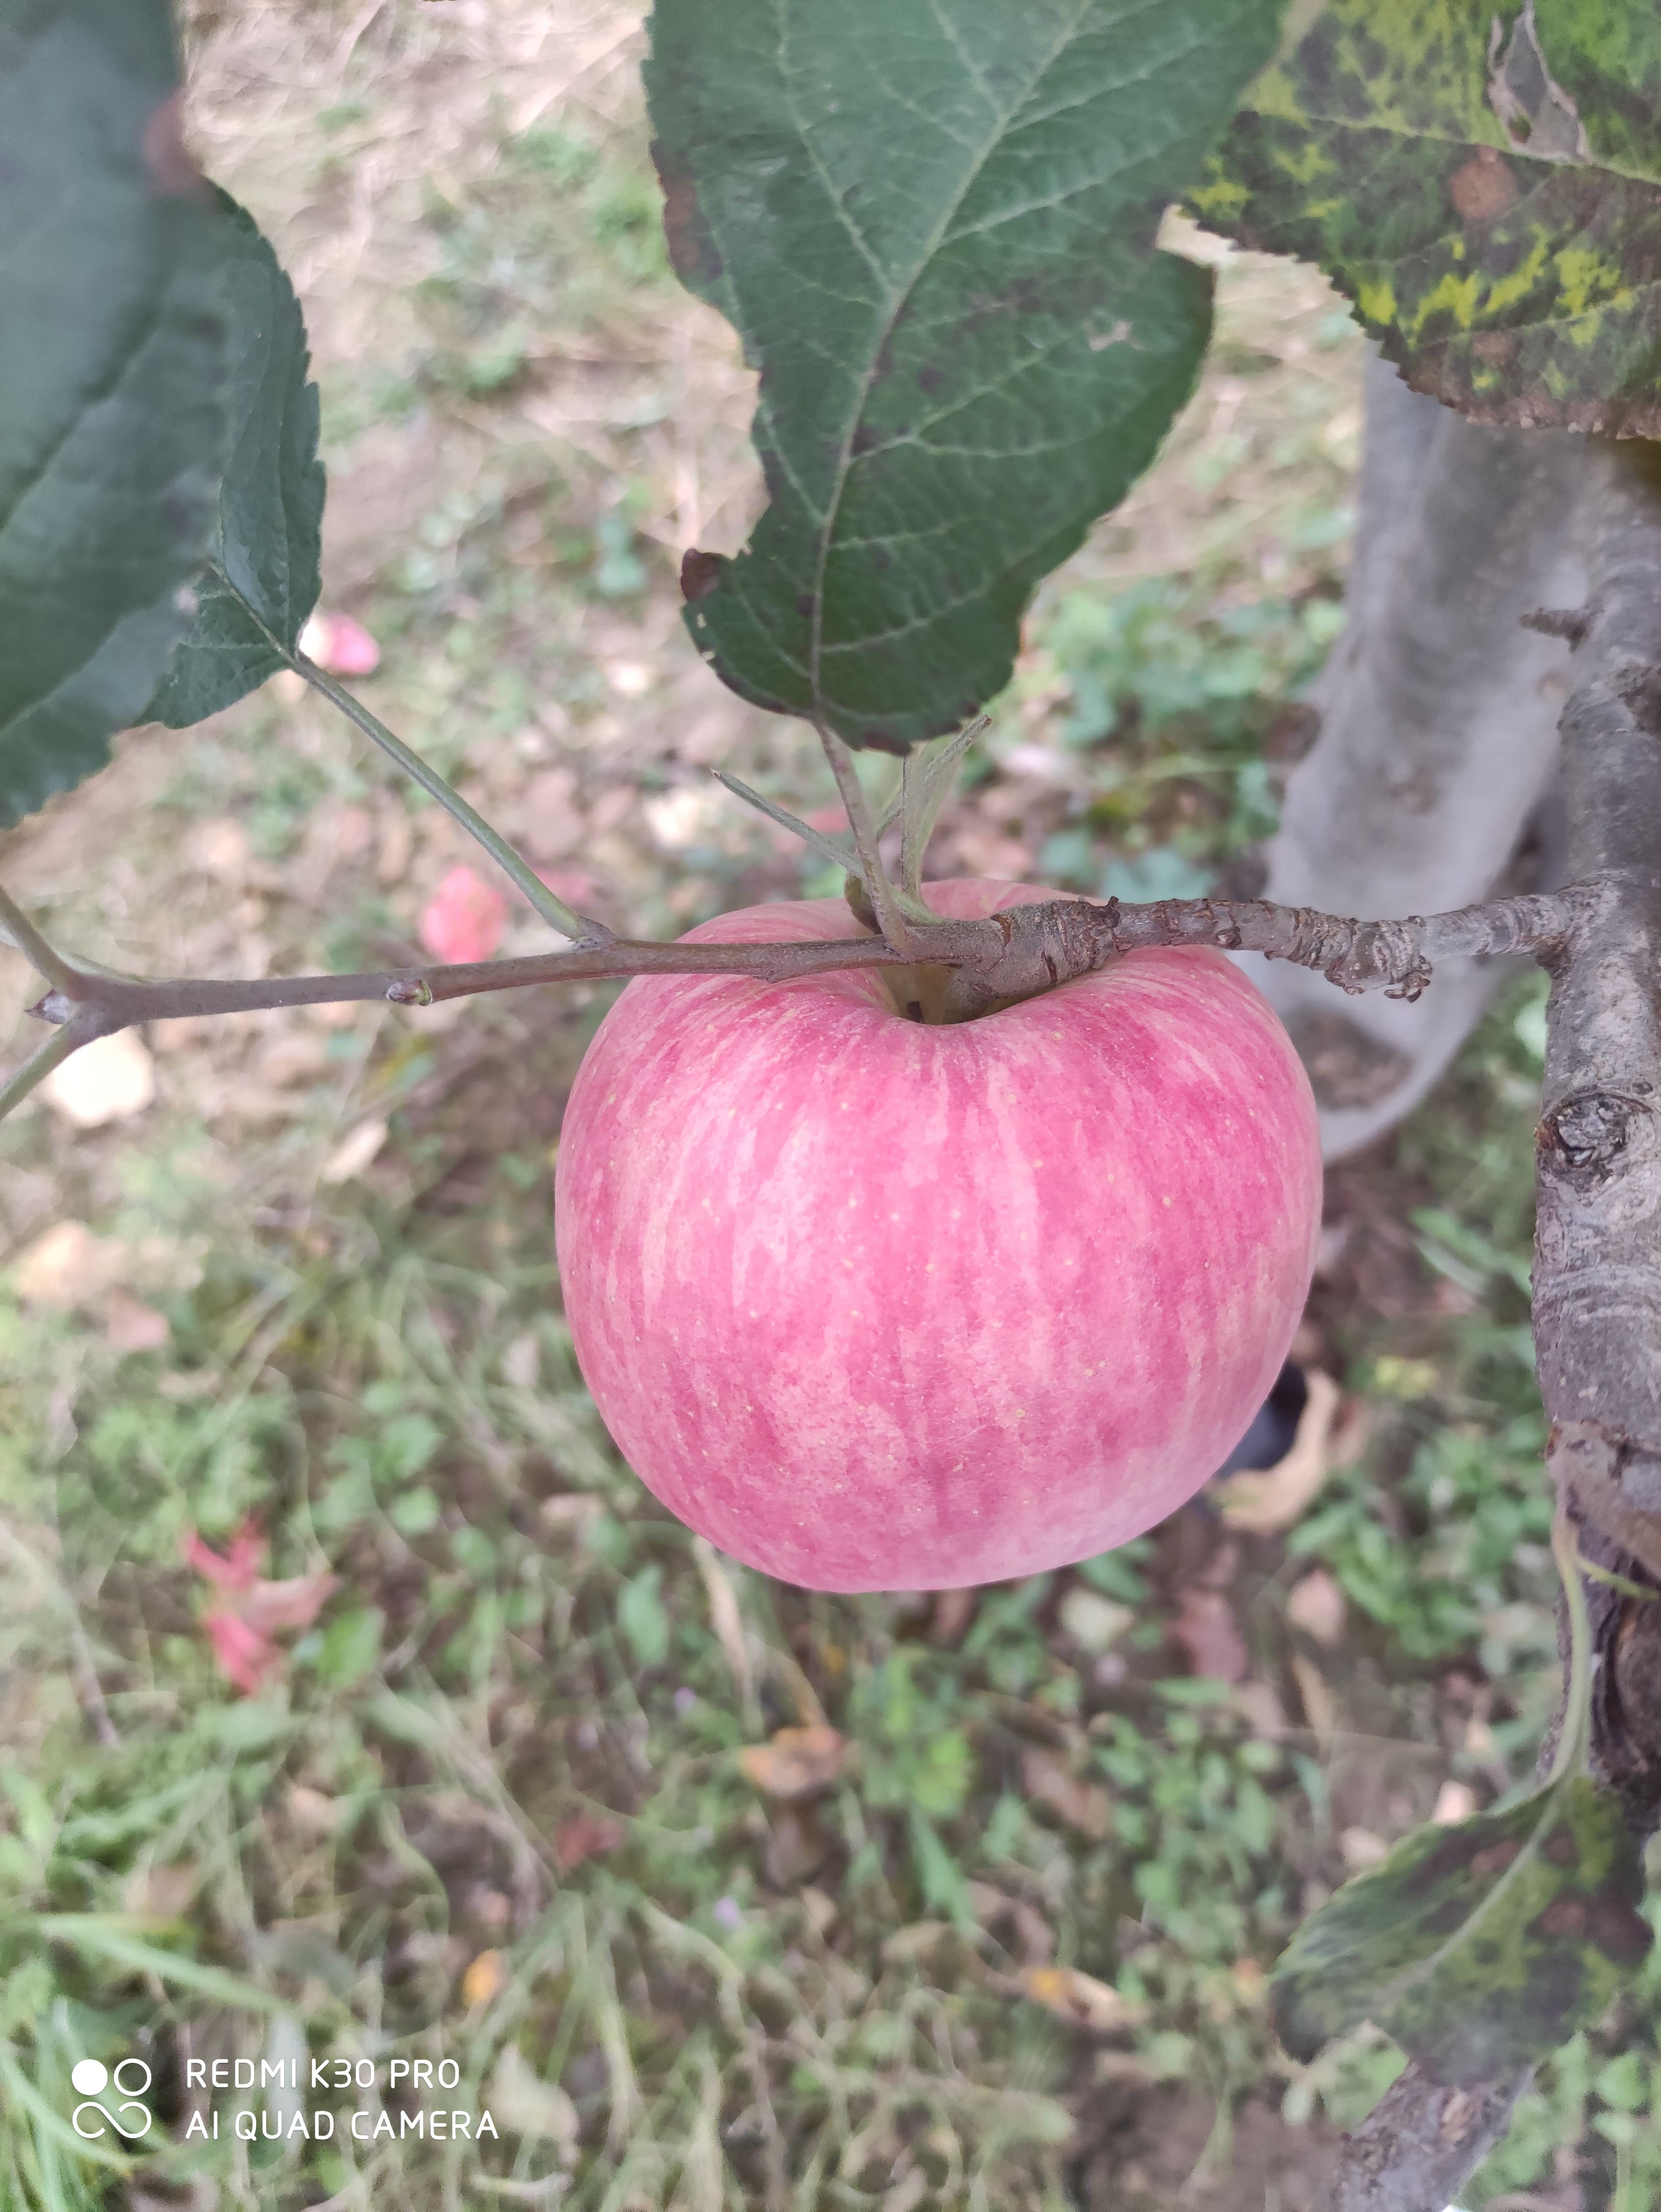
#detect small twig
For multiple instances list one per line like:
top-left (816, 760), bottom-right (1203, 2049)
top-left (0, 883), bottom-right (78, 992)
top-left (294, 654), bottom-right (612, 945)
top-left (0, 1024), bottom-right (84, 1119)
top-left (816, 723), bottom-right (919, 949)
top-left (710, 769), bottom-right (858, 873)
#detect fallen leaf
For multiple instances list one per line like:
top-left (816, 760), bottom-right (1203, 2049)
top-left (1234, 1680), bottom-right (1289, 1740)
top-left (1285, 1568), bottom-right (1348, 1648)
top-left (800, 1885), bottom-right (838, 1937)
top-left (539, 1493), bottom-right (604, 1534)
top-left (12, 1220), bottom-right (126, 1309)
top-left (764, 1803), bottom-right (829, 1886)
top-left (1059, 1587), bottom-right (1135, 1654)
top-left (298, 609), bottom-right (381, 677)
top-left (1170, 1587), bottom-right (1249, 1683)
top-left (1340, 1826), bottom-right (1390, 1872)
top-left (319, 1118), bottom-right (387, 1185)
top-left (123, 1861), bottom-right (199, 1920)
top-left (185, 1520), bottom-right (336, 1697)
top-left (553, 1811), bottom-right (626, 1871)
top-left (1290, 1650), bottom-right (1338, 1741)
top-left (42, 1031), bottom-right (155, 1128)
top-left (930, 1586), bottom-right (978, 1644)
top-left (285, 1784), bottom-right (341, 1837)
top-left (1020, 1747), bottom-right (1110, 1839)
top-left (487, 2045), bottom-right (578, 2155)
top-left (968, 1882), bottom-right (1054, 1968)
top-left (419, 865), bottom-right (507, 964)
top-left (188, 817), bottom-right (253, 884)
top-left (461, 1947), bottom-right (508, 2007)
top-left (1209, 1370), bottom-right (1343, 1534)
top-left (103, 1290), bottom-right (170, 1354)
top-left (739, 1725), bottom-right (845, 1801)
top-left (1018, 1965), bottom-right (1146, 2034)
top-left (1433, 1780), bottom-right (1480, 1825)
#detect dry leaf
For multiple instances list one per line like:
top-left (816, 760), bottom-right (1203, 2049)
top-left (1058, 1588), bottom-right (1135, 1654)
top-left (1433, 1780), bottom-right (1480, 1825)
top-left (123, 1861), bottom-right (198, 1920)
top-left (1170, 1587), bottom-right (1249, 1683)
top-left (487, 2045), bottom-right (578, 2155)
top-left (694, 1537), bottom-right (757, 1716)
top-left (1285, 1568), bottom-right (1347, 1648)
top-left (1020, 1747), bottom-right (1110, 1839)
top-left (764, 1803), bottom-right (829, 1886)
top-left (739, 1725), bottom-right (845, 1801)
top-left (188, 817), bottom-right (252, 884)
top-left (1339, 1826), bottom-right (1389, 1872)
top-left (1018, 1965), bottom-right (1146, 2035)
top-left (285, 1784), bottom-right (342, 1837)
top-left (185, 1521), bottom-right (336, 1696)
top-left (1234, 1680), bottom-right (1289, 1740)
top-left (968, 1882), bottom-right (1054, 1968)
top-left (930, 1586), bottom-right (978, 1644)
top-left (539, 1493), bottom-right (604, 1534)
top-left (43, 1031), bottom-right (155, 1128)
top-left (1290, 1650), bottom-right (1338, 1741)
top-left (320, 1118), bottom-right (387, 1185)
top-left (1209, 1369), bottom-right (1343, 1534)
top-left (12, 1220), bottom-right (126, 1309)
top-left (553, 1811), bottom-right (625, 1871)
top-left (103, 1290), bottom-right (170, 1354)
top-left (461, 1948), bottom-right (508, 2007)
top-left (800, 1886), bottom-right (838, 1937)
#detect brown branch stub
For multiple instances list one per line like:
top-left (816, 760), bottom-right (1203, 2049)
top-left (1329, 2064), bottom-right (1530, 2212)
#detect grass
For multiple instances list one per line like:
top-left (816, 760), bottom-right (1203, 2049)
top-left (1, 2), bottom-right (1659, 2206)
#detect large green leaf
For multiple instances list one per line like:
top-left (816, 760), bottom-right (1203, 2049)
top-left (0, 1), bottom-right (227, 825)
top-left (146, 189), bottom-right (325, 728)
top-left (646, 0), bottom-right (1284, 753)
top-left (1273, 1776), bottom-right (1651, 2086)
top-left (1191, 0), bottom-right (1661, 434)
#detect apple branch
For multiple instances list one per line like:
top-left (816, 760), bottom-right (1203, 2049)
top-left (0, 884), bottom-right (1586, 1083)
top-left (1325, 442), bottom-right (1661, 2212)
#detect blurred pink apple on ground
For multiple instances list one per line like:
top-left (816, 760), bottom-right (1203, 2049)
top-left (555, 879), bottom-right (1321, 1592)
top-left (298, 609), bottom-right (381, 677)
top-left (420, 866), bottom-right (508, 963)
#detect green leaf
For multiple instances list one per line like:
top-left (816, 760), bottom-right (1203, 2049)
top-left (316, 1604), bottom-right (384, 1688)
top-left (0, 0), bottom-right (228, 825)
top-left (146, 189), bottom-right (325, 726)
top-left (646, 0), bottom-right (1283, 752)
top-left (1272, 1775), bottom-right (1652, 2086)
top-left (617, 1564), bottom-right (671, 1669)
top-left (1190, 0), bottom-right (1661, 435)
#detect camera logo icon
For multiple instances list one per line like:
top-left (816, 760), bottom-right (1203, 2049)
top-left (70, 2056), bottom-right (153, 2139)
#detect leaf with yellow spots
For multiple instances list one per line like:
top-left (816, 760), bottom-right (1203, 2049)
top-left (1189, 0), bottom-right (1661, 434)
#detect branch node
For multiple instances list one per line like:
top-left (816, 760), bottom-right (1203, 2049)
top-left (1522, 604), bottom-right (1592, 646)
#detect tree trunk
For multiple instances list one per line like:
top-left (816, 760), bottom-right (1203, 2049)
top-left (1246, 353), bottom-right (1590, 1157)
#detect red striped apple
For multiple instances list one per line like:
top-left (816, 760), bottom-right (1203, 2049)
top-left (554, 879), bottom-right (1320, 1592)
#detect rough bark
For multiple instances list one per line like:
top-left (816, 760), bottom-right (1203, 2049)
top-left (1330, 2066), bottom-right (1531, 2212)
top-left (1325, 439), bottom-right (1661, 2212)
top-left (1247, 354), bottom-right (1588, 1157)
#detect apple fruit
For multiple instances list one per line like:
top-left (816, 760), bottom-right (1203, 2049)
top-left (554, 878), bottom-right (1320, 1592)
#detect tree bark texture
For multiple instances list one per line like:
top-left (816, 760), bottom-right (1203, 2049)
top-left (1246, 353), bottom-right (1589, 1158)
top-left (1326, 440), bottom-right (1661, 2212)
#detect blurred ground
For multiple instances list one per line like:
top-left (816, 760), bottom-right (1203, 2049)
top-left (0, 4), bottom-right (1653, 2210)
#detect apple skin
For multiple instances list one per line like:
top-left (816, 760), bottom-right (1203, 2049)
top-left (554, 878), bottom-right (1321, 1593)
